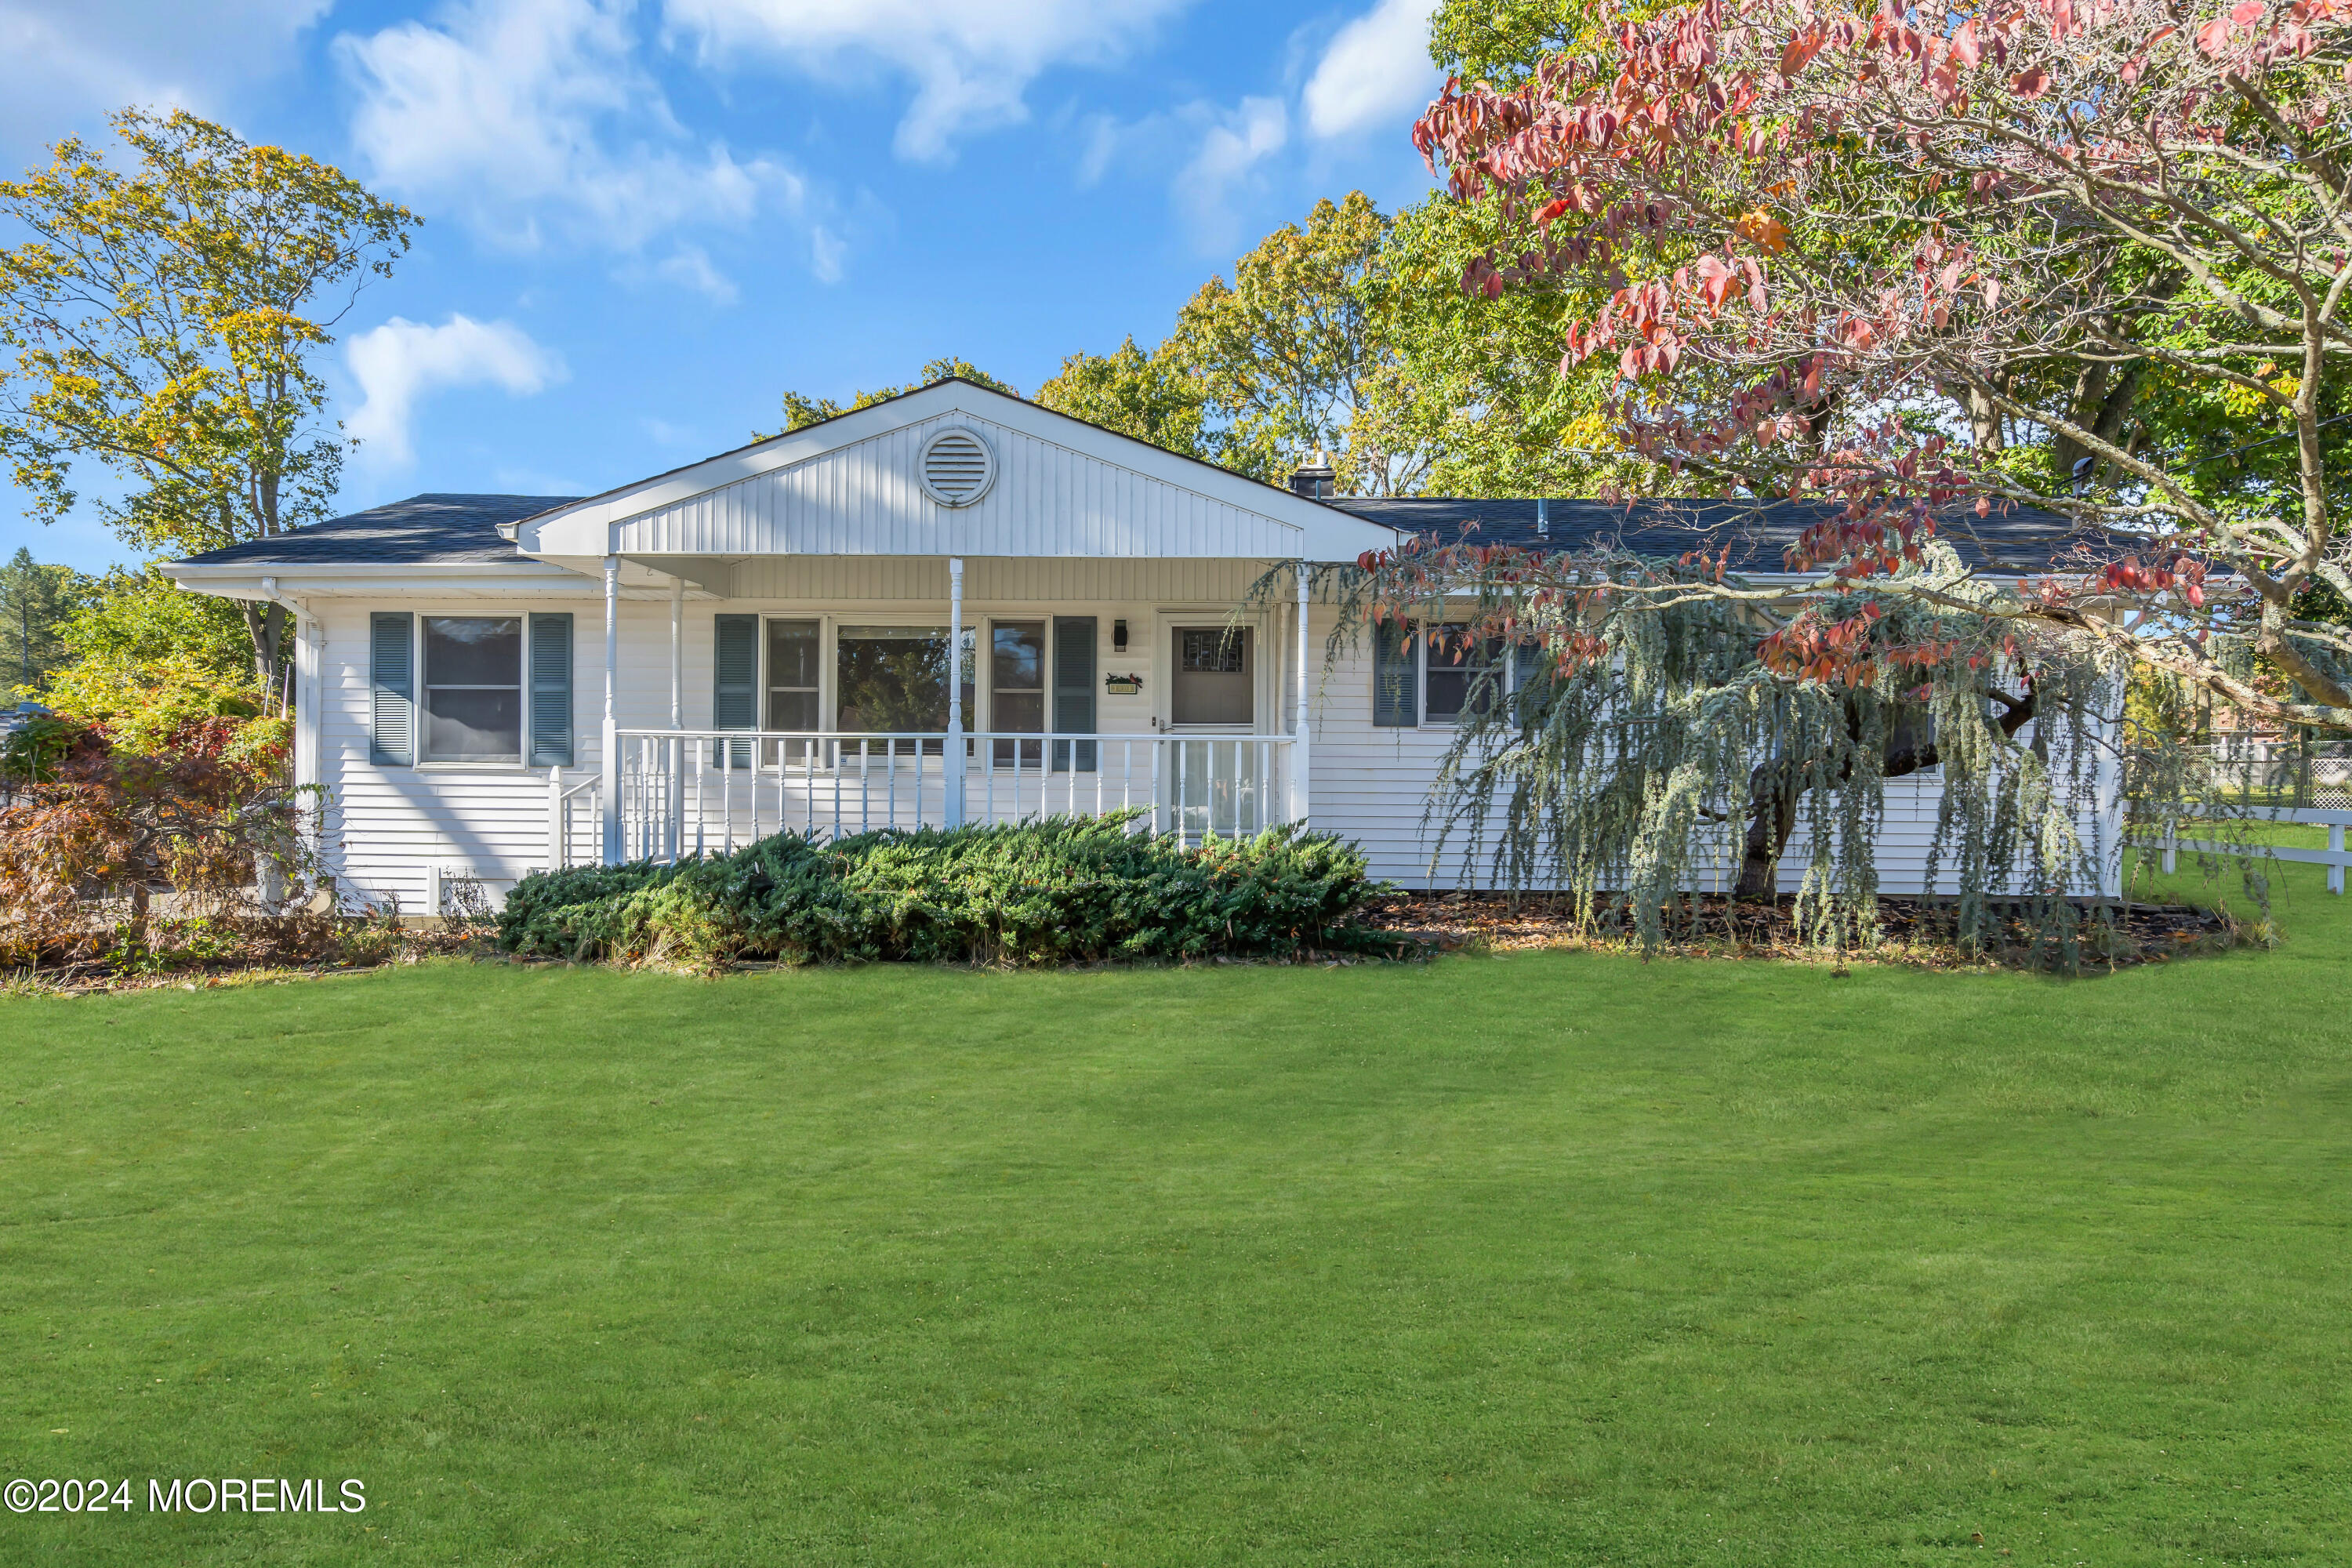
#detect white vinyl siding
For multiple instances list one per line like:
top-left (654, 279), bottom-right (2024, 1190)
top-left (609, 412), bottom-right (1305, 560)
top-left (308, 584), bottom-right (2118, 913)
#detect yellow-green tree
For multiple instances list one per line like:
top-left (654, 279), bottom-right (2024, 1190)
top-left (761, 357), bottom-right (1020, 438)
top-left (1158, 193), bottom-right (1425, 494)
top-left (1033, 336), bottom-right (1209, 460)
top-left (59, 564), bottom-right (252, 680)
top-left (0, 108), bottom-right (416, 687)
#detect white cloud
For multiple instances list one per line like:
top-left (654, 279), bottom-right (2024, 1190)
top-left (661, 0), bottom-right (1190, 163)
top-left (347, 315), bottom-right (567, 466)
top-left (0, 0), bottom-right (328, 153)
top-left (1074, 112), bottom-right (1120, 189)
top-left (1174, 96), bottom-right (1287, 253)
top-left (336, 0), bottom-right (805, 253)
top-left (654, 242), bottom-right (739, 304)
top-left (808, 226), bottom-right (846, 285)
top-left (1301, 0), bottom-right (1439, 142)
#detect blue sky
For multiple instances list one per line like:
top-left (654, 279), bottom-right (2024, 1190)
top-left (0, 0), bottom-right (1443, 574)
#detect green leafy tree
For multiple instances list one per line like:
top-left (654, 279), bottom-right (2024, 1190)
top-left (1161, 193), bottom-right (1430, 494)
top-left (1033, 336), bottom-right (1210, 459)
top-left (1360, 0), bottom-right (1759, 499)
top-left (0, 107), bottom-right (417, 688)
top-left (0, 545), bottom-right (82, 701)
top-left (1369, 194), bottom-right (1654, 498)
top-left (1428, 0), bottom-right (1684, 84)
top-left (59, 564), bottom-right (251, 681)
top-left (762, 358), bottom-right (1021, 439)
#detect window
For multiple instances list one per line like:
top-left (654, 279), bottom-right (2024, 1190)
top-left (824, 622), bottom-right (976, 760)
top-left (837, 623), bottom-right (953, 766)
top-left (1374, 621), bottom-right (1505, 728)
top-left (1422, 625), bottom-right (1503, 723)
top-left (1171, 627), bottom-right (1253, 727)
top-left (765, 619), bottom-right (819, 730)
top-left (991, 620), bottom-right (1045, 765)
top-left (422, 615), bottom-right (523, 762)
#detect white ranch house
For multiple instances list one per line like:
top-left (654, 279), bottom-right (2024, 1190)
top-left (166, 378), bottom-right (2118, 915)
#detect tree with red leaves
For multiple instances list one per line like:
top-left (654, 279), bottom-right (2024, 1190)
top-left (1, 715), bottom-right (318, 967)
top-left (1405, 0), bottom-right (2352, 728)
top-left (1302, 0), bottom-right (2352, 956)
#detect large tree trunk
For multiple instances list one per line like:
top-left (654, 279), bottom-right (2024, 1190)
top-left (241, 599), bottom-right (287, 702)
top-left (2047, 273), bottom-right (2181, 484)
top-left (1733, 762), bottom-right (1802, 898)
top-left (1730, 690), bottom-right (2038, 898)
top-left (1962, 374), bottom-right (2006, 451)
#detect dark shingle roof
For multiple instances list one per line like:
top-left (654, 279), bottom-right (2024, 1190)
top-left (1330, 497), bottom-right (2106, 576)
top-left (172, 489), bottom-right (2102, 576)
top-left (172, 494), bottom-right (574, 567)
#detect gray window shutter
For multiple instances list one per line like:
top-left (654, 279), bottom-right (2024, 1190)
top-left (370, 612), bottom-right (414, 765)
top-left (713, 613), bottom-right (757, 768)
top-left (1372, 620), bottom-right (1416, 728)
top-left (528, 613), bottom-right (574, 767)
top-left (1051, 615), bottom-right (1096, 772)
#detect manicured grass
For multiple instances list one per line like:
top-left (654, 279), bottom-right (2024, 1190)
top-left (3, 866), bottom-right (2349, 1565)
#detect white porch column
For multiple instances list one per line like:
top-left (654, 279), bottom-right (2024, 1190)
top-left (668, 577), bottom-right (684, 862)
top-left (601, 554), bottom-right (621, 865)
top-left (293, 609), bottom-right (322, 796)
top-left (668, 578), bottom-right (684, 728)
top-left (292, 607), bottom-right (326, 898)
top-left (546, 766), bottom-right (565, 871)
top-left (946, 556), bottom-right (966, 827)
top-left (1293, 561), bottom-right (1311, 826)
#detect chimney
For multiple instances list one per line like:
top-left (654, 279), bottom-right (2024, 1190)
top-left (1289, 447), bottom-right (1337, 499)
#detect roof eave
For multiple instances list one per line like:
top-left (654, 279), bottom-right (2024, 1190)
top-left (163, 559), bottom-right (604, 601)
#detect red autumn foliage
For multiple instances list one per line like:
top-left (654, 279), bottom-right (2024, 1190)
top-left (1404, 0), bottom-right (2352, 727)
top-left (1, 736), bottom-right (322, 967)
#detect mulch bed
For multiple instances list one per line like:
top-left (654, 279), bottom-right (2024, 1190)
top-left (6, 926), bottom-right (489, 996)
top-left (1357, 891), bottom-right (2245, 970)
top-left (10, 898), bottom-right (2249, 991)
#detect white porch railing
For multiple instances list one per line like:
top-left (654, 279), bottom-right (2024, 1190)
top-left (550, 731), bottom-right (1300, 869)
top-left (549, 770), bottom-right (604, 875)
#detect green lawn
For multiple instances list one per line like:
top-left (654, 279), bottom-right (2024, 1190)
top-left (4, 865), bottom-right (2349, 1566)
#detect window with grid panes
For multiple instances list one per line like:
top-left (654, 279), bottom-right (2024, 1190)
top-left (1421, 623), bottom-right (1503, 722)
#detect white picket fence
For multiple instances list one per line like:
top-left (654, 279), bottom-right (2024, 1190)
top-left (2154, 806), bottom-right (2350, 895)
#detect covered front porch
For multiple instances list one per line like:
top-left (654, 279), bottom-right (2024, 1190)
top-left (550, 550), bottom-right (1318, 869)
top-left (486, 385), bottom-right (1385, 874)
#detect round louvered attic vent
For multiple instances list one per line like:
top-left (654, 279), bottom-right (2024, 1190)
top-left (917, 426), bottom-right (996, 507)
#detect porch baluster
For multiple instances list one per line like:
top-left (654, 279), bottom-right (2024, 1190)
top-left (692, 739), bottom-right (706, 859)
top-left (1257, 739), bottom-right (1269, 834)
